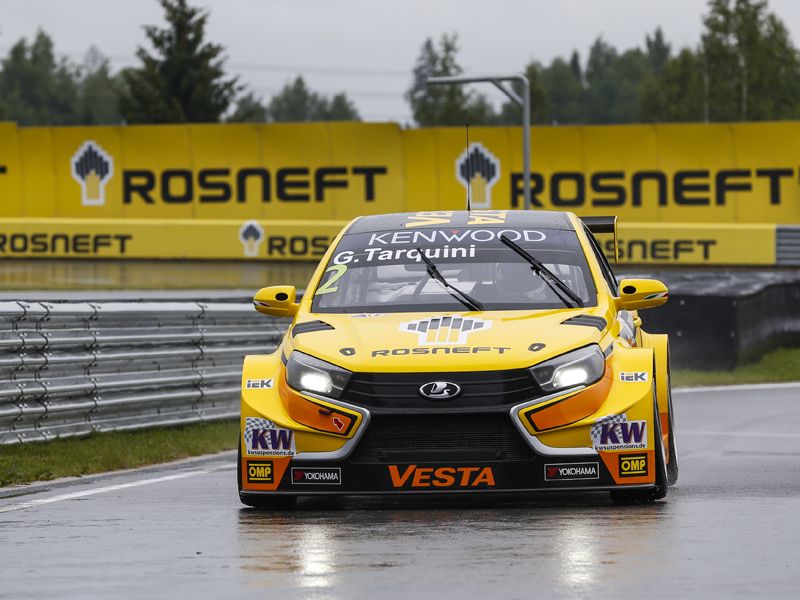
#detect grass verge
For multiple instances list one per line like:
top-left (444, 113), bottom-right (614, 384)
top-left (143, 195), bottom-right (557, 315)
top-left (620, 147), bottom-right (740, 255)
top-left (673, 346), bottom-right (800, 387)
top-left (0, 420), bottom-right (238, 488)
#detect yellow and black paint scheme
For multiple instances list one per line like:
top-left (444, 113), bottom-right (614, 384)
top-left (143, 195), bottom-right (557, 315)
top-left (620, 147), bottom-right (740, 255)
top-left (239, 210), bottom-right (676, 505)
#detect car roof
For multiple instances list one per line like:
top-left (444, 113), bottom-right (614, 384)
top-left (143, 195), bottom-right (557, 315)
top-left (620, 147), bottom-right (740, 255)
top-left (345, 210), bottom-right (575, 235)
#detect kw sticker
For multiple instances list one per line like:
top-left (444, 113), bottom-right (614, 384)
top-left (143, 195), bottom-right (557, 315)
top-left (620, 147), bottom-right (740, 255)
top-left (243, 417), bottom-right (296, 456)
top-left (590, 413), bottom-right (647, 451)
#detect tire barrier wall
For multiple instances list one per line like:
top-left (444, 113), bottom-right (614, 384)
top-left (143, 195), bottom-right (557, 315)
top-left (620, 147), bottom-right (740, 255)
top-left (0, 301), bottom-right (287, 444)
top-left (641, 276), bottom-right (800, 370)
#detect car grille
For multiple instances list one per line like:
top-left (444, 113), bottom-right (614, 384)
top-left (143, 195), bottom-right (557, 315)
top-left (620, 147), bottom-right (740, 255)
top-left (343, 369), bottom-right (542, 412)
top-left (349, 413), bottom-right (534, 464)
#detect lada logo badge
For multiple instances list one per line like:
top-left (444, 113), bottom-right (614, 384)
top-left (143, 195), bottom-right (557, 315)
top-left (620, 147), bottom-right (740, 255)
top-left (418, 381), bottom-right (462, 400)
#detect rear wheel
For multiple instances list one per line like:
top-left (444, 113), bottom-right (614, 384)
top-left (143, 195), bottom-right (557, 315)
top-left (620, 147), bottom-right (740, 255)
top-left (611, 390), bottom-right (668, 505)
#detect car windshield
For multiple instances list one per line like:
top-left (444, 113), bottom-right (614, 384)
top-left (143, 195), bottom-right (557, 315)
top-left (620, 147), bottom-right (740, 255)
top-left (311, 226), bottom-right (596, 313)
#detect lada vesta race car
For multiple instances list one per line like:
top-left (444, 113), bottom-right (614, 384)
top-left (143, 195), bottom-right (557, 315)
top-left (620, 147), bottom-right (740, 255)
top-left (239, 210), bottom-right (677, 508)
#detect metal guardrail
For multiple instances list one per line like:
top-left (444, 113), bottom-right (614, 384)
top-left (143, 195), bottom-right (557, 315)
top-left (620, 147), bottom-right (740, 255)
top-left (0, 301), bottom-right (286, 444)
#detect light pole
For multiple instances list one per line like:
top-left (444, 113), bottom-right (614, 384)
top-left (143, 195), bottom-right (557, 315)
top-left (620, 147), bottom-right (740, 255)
top-left (426, 73), bottom-right (531, 210)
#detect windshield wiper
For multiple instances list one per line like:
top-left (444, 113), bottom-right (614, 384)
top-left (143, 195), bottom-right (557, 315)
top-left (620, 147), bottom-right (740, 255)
top-left (498, 234), bottom-right (584, 309)
top-left (415, 248), bottom-right (484, 312)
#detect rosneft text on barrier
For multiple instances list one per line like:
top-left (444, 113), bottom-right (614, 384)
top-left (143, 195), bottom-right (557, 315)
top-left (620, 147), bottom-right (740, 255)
top-left (0, 120), bottom-right (795, 264)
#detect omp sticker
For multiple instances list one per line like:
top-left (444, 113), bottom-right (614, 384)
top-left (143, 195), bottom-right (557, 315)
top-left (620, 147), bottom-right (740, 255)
top-left (246, 460), bottom-right (274, 483)
top-left (619, 371), bottom-right (648, 382)
top-left (619, 453), bottom-right (648, 477)
top-left (243, 417), bottom-right (296, 457)
top-left (590, 413), bottom-right (647, 451)
top-left (245, 378), bottom-right (273, 389)
top-left (400, 316), bottom-right (492, 345)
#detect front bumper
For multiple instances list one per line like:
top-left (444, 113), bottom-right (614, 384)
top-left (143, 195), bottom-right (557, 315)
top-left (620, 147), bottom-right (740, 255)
top-left (240, 349), bottom-right (659, 497)
top-left (239, 453), bottom-right (655, 498)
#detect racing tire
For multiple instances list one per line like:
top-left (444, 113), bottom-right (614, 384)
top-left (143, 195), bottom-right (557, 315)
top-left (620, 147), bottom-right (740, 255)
top-left (237, 443), bottom-right (297, 510)
top-left (666, 362), bottom-right (679, 487)
top-left (610, 390), bottom-right (668, 505)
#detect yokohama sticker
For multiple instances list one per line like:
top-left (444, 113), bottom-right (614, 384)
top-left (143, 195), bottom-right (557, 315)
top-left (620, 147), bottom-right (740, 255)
top-left (243, 417), bottom-right (296, 457)
top-left (291, 467), bottom-right (342, 485)
top-left (590, 413), bottom-right (647, 451)
top-left (544, 462), bottom-right (600, 481)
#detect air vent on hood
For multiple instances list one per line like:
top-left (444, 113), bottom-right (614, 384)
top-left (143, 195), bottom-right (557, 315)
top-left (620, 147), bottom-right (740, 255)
top-left (291, 320), bottom-right (334, 337)
top-left (561, 315), bottom-right (607, 331)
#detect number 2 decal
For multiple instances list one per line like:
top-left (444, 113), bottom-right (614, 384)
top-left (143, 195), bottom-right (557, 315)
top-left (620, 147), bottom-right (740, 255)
top-left (315, 264), bottom-right (347, 295)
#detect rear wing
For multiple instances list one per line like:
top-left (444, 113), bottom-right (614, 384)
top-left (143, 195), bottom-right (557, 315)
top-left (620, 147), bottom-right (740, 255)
top-left (579, 216), bottom-right (618, 262)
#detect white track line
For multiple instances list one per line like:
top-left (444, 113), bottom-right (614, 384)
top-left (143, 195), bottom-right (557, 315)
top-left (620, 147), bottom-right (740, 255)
top-left (675, 382), bottom-right (800, 393)
top-left (0, 466), bottom-right (227, 514)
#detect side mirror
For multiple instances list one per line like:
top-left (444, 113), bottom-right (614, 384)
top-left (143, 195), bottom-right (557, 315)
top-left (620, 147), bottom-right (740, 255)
top-left (253, 285), bottom-right (299, 317)
top-left (615, 278), bottom-right (669, 311)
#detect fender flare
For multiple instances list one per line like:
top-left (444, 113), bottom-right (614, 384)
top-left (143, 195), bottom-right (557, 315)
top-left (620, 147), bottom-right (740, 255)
top-left (639, 330), bottom-right (670, 420)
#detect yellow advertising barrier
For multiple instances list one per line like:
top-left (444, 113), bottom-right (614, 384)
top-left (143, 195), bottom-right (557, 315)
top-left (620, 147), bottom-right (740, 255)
top-left (0, 218), bottom-right (776, 265)
top-left (0, 120), bottom-right (795, 264)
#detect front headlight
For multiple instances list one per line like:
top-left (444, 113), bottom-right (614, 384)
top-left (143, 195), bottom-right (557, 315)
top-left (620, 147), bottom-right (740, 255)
top-left (529, 345), bottom-right (605, 392)
top-left (286, 351), bottom-right (351, 398)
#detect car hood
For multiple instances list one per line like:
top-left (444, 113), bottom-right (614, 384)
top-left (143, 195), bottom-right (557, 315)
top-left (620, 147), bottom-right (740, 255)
top-left (288, 309), bottom-right (608, 373)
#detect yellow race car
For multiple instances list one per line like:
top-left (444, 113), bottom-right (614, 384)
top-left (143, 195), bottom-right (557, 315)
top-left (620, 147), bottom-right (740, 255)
top-left (239, 210), bottom-right (677, 508)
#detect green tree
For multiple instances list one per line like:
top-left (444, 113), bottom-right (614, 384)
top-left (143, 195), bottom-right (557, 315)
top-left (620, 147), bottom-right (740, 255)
top-left (639, 48), bottom-right (706, 122)
top-left (118, 0), bottom-right (239, 123)
top-left (406, 34), bottom-right (495, 126)
top-left (496, 61), bottom-right (549, 125)
top-left (78, 47), bottom-right (121, 124)
top-left (583, 38), bottom-right (651, 124)
top-left (645, 27), bottom-right (672, 76)
top-left (264, 76), bottom-right (359, 122)
top-left (324, 92), bottom-right (360, 120)
top-left (0, 30), bottom-right (80, 125)
top-left (701, 0), bottom-right (800, 121)
top-left (541, 54), bottom-right (585, 124)
top-left (228, 91), bottom-right (268, 122)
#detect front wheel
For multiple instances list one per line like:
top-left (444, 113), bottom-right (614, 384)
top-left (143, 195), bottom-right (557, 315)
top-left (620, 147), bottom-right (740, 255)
top-left (666, 362), bottom-right (679, 487)
top-left (240, 493), bottom-right (298, 510)
top-left (611, 390), bottom-right (668, 505)
top-left (238, 443), bottom-right (297, 510)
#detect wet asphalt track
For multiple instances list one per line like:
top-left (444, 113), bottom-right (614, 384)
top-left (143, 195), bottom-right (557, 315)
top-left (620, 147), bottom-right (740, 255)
top-left (2, 383), bottom-right (800, 599)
